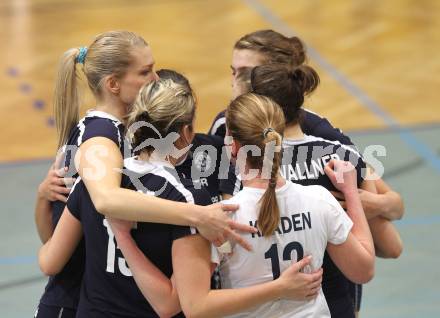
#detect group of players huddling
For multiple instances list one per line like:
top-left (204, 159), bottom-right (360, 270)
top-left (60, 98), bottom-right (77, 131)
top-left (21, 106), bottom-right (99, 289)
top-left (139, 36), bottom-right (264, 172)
top-left (34, 30), bottom-right (404, 318)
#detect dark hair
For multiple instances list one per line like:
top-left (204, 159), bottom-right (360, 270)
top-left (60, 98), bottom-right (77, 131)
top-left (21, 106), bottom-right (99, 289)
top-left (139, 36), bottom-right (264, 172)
top-left (250, 63), bottom-right (319, 125)
top-left (234, 67), bottom-right (253, 97)
top-left (234, 29), bottom-right (306, 67)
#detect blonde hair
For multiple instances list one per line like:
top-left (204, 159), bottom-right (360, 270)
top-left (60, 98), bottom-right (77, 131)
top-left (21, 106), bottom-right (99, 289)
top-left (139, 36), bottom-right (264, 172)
top-left (54, 30), bottom-right (148, 149)
top-left (127, 78), bottom-right (196, 154)
top-left (226, 93), bottom-right (285, 237)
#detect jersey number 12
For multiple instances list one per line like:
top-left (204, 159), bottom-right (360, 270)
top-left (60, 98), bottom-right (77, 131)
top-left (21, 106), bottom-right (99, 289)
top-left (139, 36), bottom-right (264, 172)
top-left (264, 242), bottom-right (304, 279)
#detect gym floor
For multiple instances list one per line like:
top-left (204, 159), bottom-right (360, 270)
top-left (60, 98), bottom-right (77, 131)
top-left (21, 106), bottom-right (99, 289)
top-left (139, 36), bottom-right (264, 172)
top-left (0, 0), bottom-right (439, 317)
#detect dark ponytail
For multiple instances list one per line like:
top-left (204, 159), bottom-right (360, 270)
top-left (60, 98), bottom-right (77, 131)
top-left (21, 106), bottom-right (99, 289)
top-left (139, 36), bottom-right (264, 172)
top-left (289, 64), bottom-right (320, 97)
top-left (251, 63), bottom-right (320, 125)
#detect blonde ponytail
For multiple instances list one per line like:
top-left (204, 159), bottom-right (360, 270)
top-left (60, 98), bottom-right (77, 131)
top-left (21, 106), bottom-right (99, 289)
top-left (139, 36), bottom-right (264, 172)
top-left (258, 128), bottom-right (282, 237)
top-left (226, 93), bottom-right (285, 237)
top-left (54, 48), bottom-right (81, 149)
top-left (53, 31), bottom-right (148, 150)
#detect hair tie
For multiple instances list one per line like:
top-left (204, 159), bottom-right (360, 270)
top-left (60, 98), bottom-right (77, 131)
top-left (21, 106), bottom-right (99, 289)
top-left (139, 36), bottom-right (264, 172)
top-left (262, 127), bottom-right (274, 138)
top-left (76, 47), bottom-right (88, 64)
top-left (269, 179), bottom-right (277, 188)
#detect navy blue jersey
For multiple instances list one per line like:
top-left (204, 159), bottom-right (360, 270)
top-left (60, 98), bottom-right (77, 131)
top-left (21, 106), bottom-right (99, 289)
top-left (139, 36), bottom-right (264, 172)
top-left (67, 157), bottom-right (210, 318)
top-left (208, 110), bottom-right (226, 138)
top-left (280, 135), bottom-right (365, 190)
top-left (40, 110), bottom-right (125, 310)
top-left (301, 109), bottom-right (354, 146)
top-left (209, 108), bottom-right (355, 146)
top-left (176, 133), bottom-right (228, 204)
top-left (176, 133), bottom-right (230, 289)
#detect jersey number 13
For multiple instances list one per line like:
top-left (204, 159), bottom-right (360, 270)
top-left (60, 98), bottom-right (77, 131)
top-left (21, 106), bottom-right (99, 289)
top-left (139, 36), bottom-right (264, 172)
top-left (103, 219), bottom-right (133, 277)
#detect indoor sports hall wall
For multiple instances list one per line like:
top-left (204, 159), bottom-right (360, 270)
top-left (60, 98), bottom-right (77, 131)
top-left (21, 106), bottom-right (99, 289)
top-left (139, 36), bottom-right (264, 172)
top-left (0, 0), bottom-right (439, 317)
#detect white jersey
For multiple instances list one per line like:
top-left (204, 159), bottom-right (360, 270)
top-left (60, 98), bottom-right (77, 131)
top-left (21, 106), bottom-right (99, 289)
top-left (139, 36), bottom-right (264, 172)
top-left (211, 181), bottom-right (353, 318)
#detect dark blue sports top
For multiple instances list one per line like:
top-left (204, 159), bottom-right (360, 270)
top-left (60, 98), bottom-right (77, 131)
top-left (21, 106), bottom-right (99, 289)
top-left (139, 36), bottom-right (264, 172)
top-left (40, 110), bottom-right (125, 309)
top-left (209, 108), bottom-right (355, 146)
top-left (176, 133), bottom-right (229, 204)
top-left (175, 133), bottom-right (231, 289)
top-left (67, 156), bottom-right (210, 317)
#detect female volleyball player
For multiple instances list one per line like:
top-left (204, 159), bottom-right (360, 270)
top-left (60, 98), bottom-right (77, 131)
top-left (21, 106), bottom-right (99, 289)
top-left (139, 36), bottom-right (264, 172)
top-left (110, 93), bottom-right (375, 318)
top-left (228, 64), bottom-right (403, 318)
top-left (211, 29), bottom-right (404, 316)
top-left (209, 29), bottom-right (352, 144)
top-left (212, 29), bottom-right (404, 222)
top-left (34, 31), bottom-right (254, 317)
top-left (157, 69), bottom-right (228, 206)
top-left (38, 79), bottom-right (321, 318)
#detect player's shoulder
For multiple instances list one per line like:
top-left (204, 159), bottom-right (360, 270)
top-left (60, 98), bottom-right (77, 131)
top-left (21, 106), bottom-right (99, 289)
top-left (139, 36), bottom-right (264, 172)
top-left (289, 134), bottom-right (361, 158)
top-left (83, 110), bottom-right (123, 128)
top-left (209, 110), bottom-right (227, 136)
top-left (123, 156), bottom-right (209, 205)
top-left (193, 133), bottom-right (224, 148)
top-left (302, 108), bottom-right (354, 146)
top-left (224, 187), bottom-right (254, 204)
top-left (224, 187), bottom-right (269, 214)
top-left (285, 180), bottom-right (323, 195)
top-left (302, 108), bottom-right (324, 130)
top-left (220, 191), bottom-right (254, 222)
top-left (213, 109), bottom-right (226, 121)
top-left (285, 181), bottom-right (337, 206)
top-left (78, 110), bottom-right (124, 146)
top-left (124, 156), bottom-right (176, 188)
top-left (303, 108), bottom-right (323, 120)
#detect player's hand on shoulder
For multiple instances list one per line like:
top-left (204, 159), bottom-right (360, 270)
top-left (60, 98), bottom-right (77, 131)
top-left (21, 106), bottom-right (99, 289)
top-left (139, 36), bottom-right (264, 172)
top-left (324, 159), bottom-right (357, 194)
top-left (277, 256), bottom-right (323, 301)
top-left (195, 202), bottom-right (257, 251)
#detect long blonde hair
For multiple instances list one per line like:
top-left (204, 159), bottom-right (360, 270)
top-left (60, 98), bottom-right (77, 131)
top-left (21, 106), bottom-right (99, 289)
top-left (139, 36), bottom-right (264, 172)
top-left (226, 93), bottom-right (285, 237)
top-left (54, 30), bottom-right (148, 149)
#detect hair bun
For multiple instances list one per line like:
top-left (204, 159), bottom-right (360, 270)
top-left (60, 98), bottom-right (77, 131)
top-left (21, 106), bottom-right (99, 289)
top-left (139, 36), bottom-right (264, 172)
top-left (288, 36), bottom-right (306, 65)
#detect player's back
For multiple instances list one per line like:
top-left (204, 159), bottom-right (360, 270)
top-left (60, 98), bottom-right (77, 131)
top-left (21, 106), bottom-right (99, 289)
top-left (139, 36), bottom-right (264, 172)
top-left (40, 110), bottom-right (126, 311)
top-left (176, 133), bottom-right (226, 204)
top-left (214, 181), bottom-right (352, 318)
top-left (68, 156), bottom-right (210, 318)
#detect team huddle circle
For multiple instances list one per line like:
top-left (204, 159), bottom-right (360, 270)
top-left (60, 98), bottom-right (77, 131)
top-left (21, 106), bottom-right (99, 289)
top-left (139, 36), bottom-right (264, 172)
top-left (34, 29), bottom-right (403, 318)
